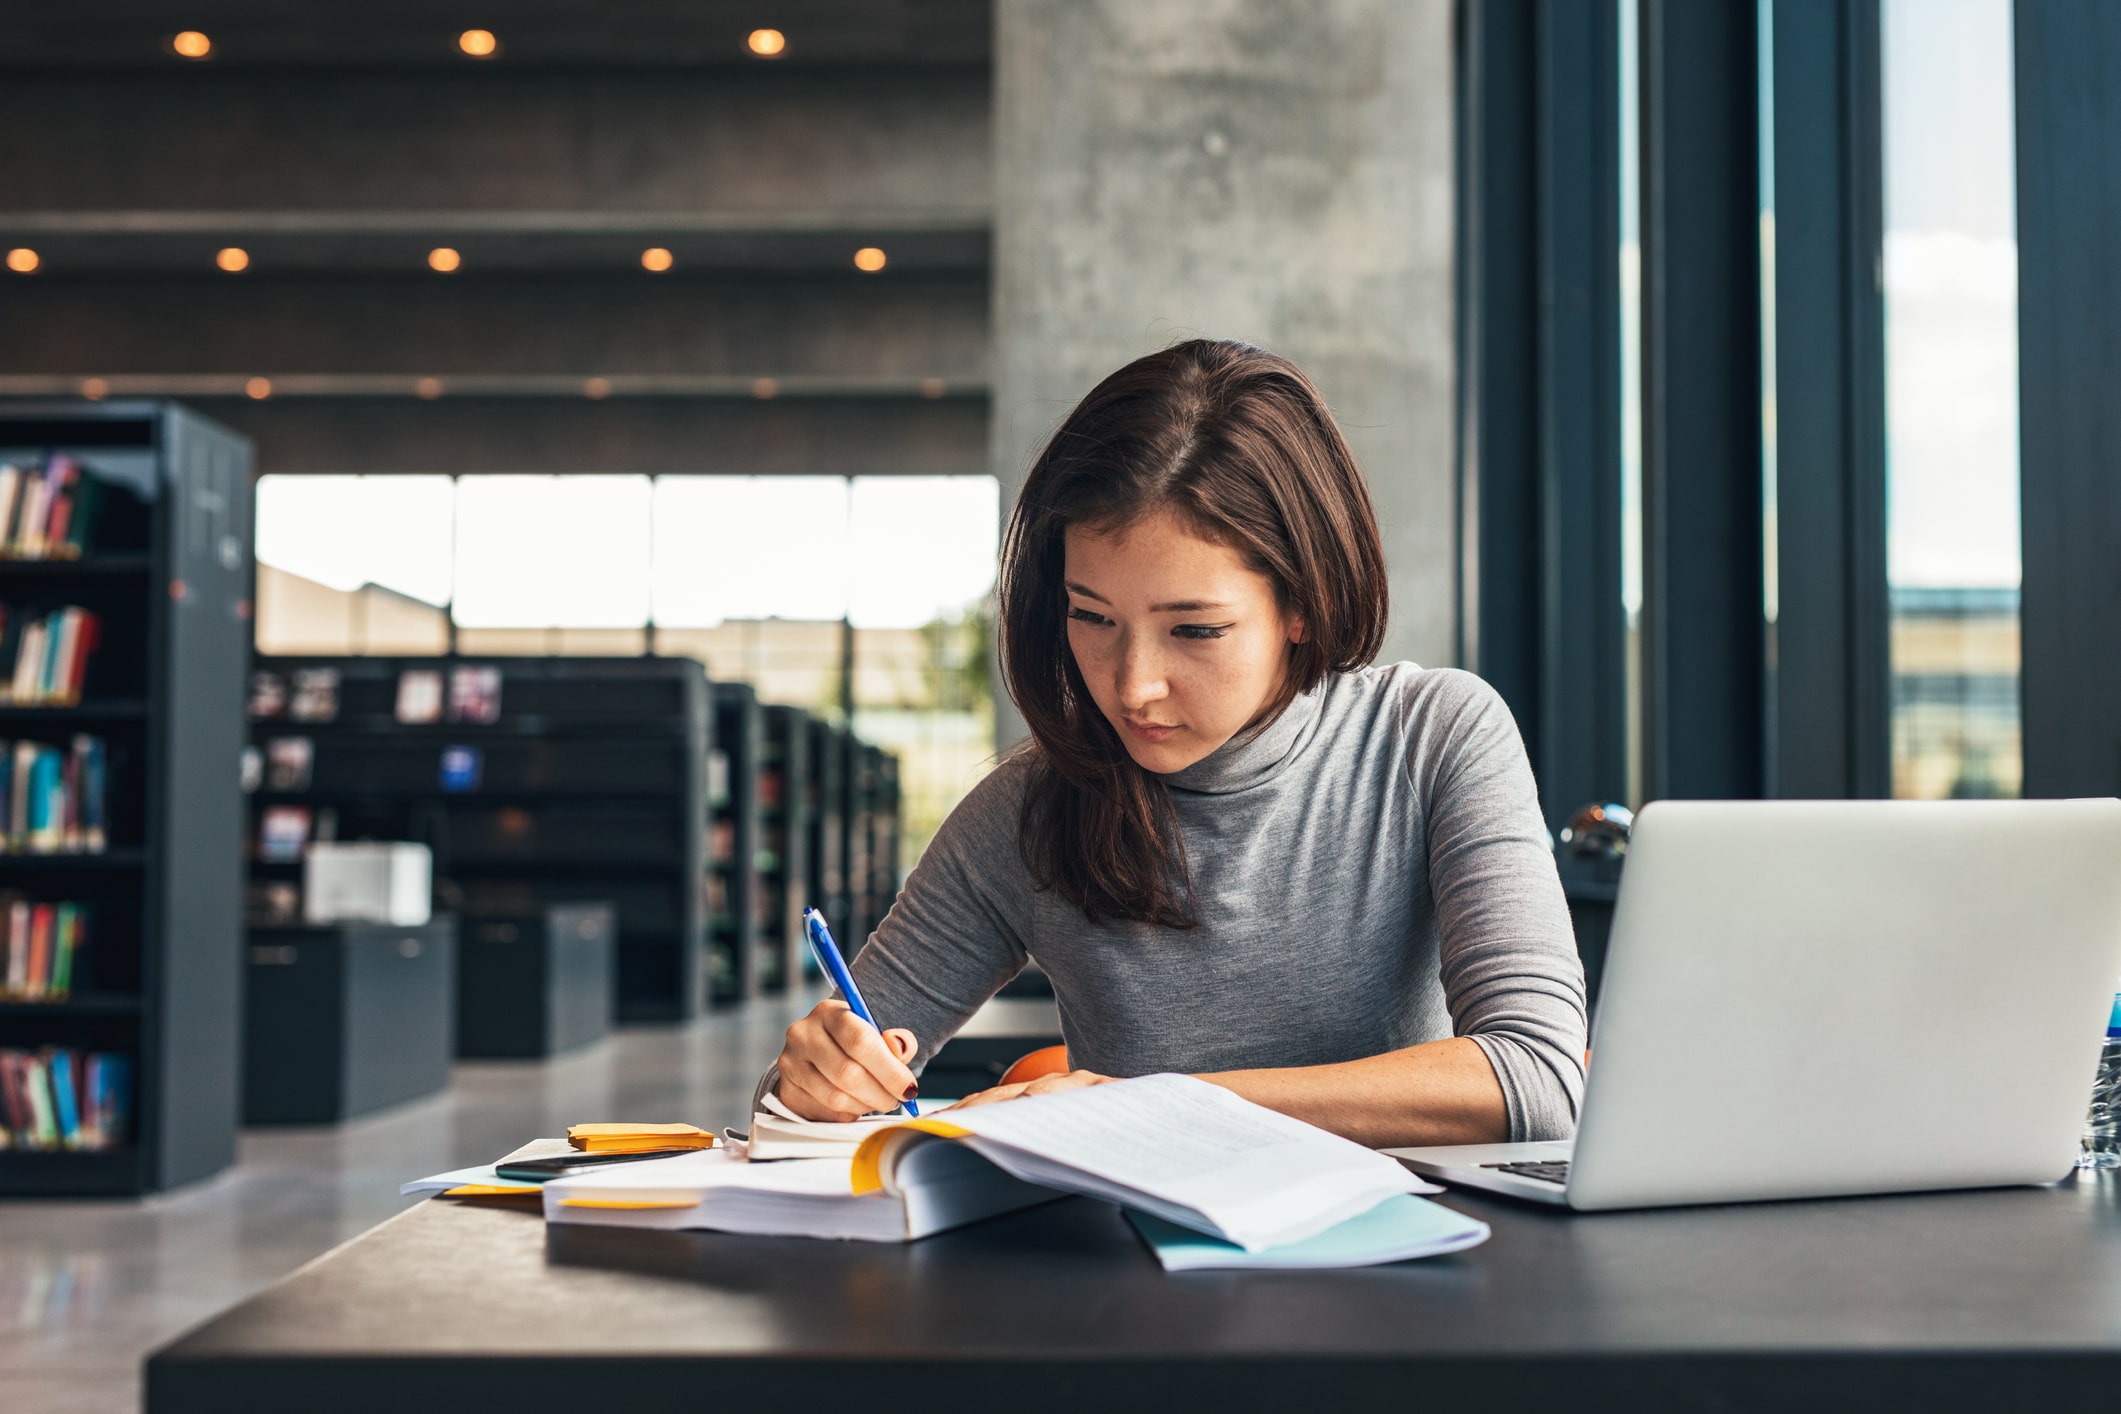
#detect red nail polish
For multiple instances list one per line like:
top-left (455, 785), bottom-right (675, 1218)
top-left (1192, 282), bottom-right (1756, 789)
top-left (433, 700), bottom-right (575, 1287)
top-left (902, 1082), bottom-right (920, 1101)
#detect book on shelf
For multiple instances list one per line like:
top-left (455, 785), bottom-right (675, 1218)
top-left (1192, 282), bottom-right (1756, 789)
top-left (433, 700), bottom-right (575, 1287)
top-left (0, 897), bottom-right (88, 999)
top-left (0, 1047), bottom-right (131, 1151)
top-left (0, 734), bottom-right (108, 854)
top-left (0, 457), bottom-right (104, 561)
top-left (247, 670), bottom-right (288, 720)
top-left (257, 805), bottom-right (312, 863)
top-left (438, 744), bottom-right (482, 793)
top-left (447, 665), bottom-right (502, 724)
top-left (0, 605), bottom-right (100, 706)
top-left (287, 668), bottom-right (340, 723)
top-left (264, 737), bottom-right (313, 792)
top-left (395, 669), bottom-right (443, 724)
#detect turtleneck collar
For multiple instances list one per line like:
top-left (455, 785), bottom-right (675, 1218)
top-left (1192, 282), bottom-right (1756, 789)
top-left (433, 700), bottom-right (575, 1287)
top-left (1161, 679), bottom-right (1325, 795)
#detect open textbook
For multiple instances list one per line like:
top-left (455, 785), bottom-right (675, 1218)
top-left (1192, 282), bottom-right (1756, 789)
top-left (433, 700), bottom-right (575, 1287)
top-left (549, 1074), bottom-right (1440, 1253)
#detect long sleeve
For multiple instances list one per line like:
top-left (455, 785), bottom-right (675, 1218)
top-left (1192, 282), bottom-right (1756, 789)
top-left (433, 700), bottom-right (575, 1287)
top-left (751, 758), bottom-right (1033, 1113)
top-left (1407, 670), bottom-right (1589, 1142)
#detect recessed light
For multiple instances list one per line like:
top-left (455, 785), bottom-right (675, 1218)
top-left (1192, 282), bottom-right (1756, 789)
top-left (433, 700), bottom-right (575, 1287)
top-left (583, 377), bottom-right (611, 400)
top-left (853, 247), bottom-right (887, 273)
top-left (748, 29), bottom-right (786, 57)
top-left (428, 247), bottom-right (461, 273)
top-left (172, 31), bottom-right (211, 59)
top-left (216, 247), bottom-right (249, 273)
top-left (414, 378), bottom-right (444, 400)
top-left (641, 247), bottom-right (674, 273)
top-left (751, 378), bottom-right (780, 400)
top-left (459, 30), bottom-right (497, 58)
top-left (81, 378), bottom-right (108, 401)
top-left (5, 248), bottom-right (38, 274)
top-left (246, 377), bottom-right (272, 400)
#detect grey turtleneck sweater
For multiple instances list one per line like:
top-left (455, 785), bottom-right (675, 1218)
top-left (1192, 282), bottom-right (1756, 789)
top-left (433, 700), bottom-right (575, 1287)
top-left (822, 663), bottom-right (1588, 1143)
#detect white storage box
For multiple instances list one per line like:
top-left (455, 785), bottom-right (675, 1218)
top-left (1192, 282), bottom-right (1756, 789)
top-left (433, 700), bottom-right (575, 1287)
top-left (303, 843), bottom-right (433, 926)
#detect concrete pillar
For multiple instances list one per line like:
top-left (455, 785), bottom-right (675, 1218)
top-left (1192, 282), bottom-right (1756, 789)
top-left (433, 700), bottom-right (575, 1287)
top-left (992, 0), bottom-right (1458, 744)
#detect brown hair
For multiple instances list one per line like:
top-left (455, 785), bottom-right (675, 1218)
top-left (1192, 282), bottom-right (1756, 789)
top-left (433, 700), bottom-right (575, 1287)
top-left (998, 339), bottom-right (1388, 928)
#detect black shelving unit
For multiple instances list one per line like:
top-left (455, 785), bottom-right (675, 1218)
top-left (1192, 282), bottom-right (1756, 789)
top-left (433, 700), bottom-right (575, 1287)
top-left (707, 682), bottom-right (762, 1004)
top-left (804, 716), bottom-right (847, 981)
top-left (754, 704), bottom-right (813, 996)
top-left (0, 399), bottom-right (251, 1196)
top-left (244, 656), bottom-right (710, 1021)
top-left (845, 741), bottom-right (904, 950)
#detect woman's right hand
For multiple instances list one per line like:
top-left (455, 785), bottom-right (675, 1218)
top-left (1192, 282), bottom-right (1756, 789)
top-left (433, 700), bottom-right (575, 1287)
top-left (773, 999), bottom-right (921, 1121)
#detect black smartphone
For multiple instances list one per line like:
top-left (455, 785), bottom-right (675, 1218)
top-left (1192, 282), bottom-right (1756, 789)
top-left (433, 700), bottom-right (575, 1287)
top-left (495, 1149), bottom-right (701, 1183)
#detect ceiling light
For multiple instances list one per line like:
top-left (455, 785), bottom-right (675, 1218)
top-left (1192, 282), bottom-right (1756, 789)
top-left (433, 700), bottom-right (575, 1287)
top-left (640, 247), bottom-right (674, 273)
top-left (853, 247), bottom-right (887, 273)
top-left (80, 378), bottom-right (108, 401)
top-left (216, 247), bottom-right (249, 273)
top-left (458, 30), bottom-right (497, 58)
top-left (428, 247), bottom-right (461, 273)
top-left (748, 29), bottom-right (786, 57)
top-left (246, 377), bottom-right (272, 400)
top-left (5, 249), bottom-right (38, 274)
top-left (414, 378), bottom-right (444, 400)
top-left (172, 31), bottom-right (211, 59)
top-left (583, 377), bottom-right (611, 400)
top-left (751, 378), bottom-right (779, 400)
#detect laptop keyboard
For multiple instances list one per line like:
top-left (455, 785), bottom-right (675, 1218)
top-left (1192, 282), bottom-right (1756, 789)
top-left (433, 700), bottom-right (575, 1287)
top-left (1481, 1159), bottom-right (1571, 1185)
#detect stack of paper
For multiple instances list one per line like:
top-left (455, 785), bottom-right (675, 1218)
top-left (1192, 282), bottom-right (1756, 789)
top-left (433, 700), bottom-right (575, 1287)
top-left (568, 1122), bottom-right (713, 1154)
top-left (544, 1146), bottom-right (1055, 1241)
top-left (735, 1093), bottom-right (927, 1160)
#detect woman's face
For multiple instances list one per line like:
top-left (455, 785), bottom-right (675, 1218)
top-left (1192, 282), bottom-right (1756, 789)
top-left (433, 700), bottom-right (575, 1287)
top-left (1062, 508), bottom-right (1303, 774)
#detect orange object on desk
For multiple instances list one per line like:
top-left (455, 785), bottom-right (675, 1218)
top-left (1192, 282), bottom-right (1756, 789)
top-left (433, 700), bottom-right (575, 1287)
top-left (999, 1045), bottom-right (1071, 1087)
top-left (567, 1122), bottom-right (714, 1153)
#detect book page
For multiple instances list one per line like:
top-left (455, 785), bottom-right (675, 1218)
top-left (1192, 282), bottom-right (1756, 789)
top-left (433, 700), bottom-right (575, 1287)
top-left (939, 1074), bottom-right (1429, 1250)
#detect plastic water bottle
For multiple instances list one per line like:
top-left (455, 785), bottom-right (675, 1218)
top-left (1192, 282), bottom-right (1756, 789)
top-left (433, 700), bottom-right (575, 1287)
top-left (2079, 989), bottom-right (2121, 1171)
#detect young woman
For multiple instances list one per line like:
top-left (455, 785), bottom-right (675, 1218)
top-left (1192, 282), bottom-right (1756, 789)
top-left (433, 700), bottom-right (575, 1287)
top-left (767, 339), bottom-right (1585, 1149)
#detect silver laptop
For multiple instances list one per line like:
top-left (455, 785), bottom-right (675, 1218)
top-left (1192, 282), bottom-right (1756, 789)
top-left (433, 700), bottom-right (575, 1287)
top-left (1389, 799), bottom-right (2121, 1209)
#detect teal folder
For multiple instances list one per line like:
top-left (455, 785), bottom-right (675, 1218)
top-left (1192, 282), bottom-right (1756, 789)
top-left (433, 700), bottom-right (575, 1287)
top-left (1126, 1193), bottom-right (1490, 1271)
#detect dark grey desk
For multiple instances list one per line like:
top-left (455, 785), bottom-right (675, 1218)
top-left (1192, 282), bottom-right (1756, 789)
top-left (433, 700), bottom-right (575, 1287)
top-left (147, 1175), bottom-right (2121, 1413)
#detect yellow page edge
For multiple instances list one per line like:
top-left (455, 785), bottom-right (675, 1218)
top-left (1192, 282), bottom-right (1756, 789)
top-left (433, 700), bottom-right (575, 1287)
top-left (849, 1118), bottom-right (973, 1194)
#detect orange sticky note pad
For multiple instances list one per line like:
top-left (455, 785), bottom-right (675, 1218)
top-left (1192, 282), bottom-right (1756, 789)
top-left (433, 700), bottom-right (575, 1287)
top-left (567, 1122), bottom-right (714, 1153)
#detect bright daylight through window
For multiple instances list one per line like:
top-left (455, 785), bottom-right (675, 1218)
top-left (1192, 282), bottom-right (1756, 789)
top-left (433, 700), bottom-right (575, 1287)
top-left (254, 474), bottom-right (1002, 862)
top-left (1882, 0), bottom-right (2021, 799)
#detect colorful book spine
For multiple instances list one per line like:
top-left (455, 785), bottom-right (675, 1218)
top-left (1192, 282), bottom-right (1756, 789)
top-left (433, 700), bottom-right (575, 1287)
top-left (0, 735), bottom-right (108, 855)
top-left (0, 457), bottom-right (97, 560)
top-left (47, 1048), bottom-right (80, 1148)
top-left (0, 1048), bottom-right (130, 1150)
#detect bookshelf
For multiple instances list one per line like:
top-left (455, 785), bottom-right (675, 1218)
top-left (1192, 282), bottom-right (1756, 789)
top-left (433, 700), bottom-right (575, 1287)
top-left (846, 741), bottom-right (905, 949)
top-left (803, 716), bottom-right (847, 980)
top-left (707, 682), bottom-right (762, 1004)
top-left (245, 656), bottom-right (711, 1021)
top-left (0, 399), bottom-right (252, 1195)
top-left (754, 704), bottom-right (813, 996)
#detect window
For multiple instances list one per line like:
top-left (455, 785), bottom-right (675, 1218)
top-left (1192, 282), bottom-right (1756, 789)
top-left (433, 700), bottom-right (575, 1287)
top-left (253, 471), bottom-right (1002, 863)
top-left (1882, 0), bottom-right (2021, 799)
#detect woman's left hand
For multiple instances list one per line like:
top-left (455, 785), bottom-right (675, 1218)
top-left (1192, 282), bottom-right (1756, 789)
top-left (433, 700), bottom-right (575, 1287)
top-left (949, 1069), bottom-right (1115, 1109)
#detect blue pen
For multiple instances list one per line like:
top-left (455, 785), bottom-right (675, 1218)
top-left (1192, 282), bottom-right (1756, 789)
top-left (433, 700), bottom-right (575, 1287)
top-left (803, 907), bottom-right (919, 1117)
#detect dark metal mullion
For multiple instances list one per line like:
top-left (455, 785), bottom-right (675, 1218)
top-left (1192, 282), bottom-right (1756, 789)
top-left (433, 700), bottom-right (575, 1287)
top-left (1639, 0), bottom-right (1767, 802)
top-left (1764, 0), bottom-right (1888, 799)
top-left (1534, 0), bottom-right (1627, 829)
top-left (2015, 0), bottom-right (2121, 799)
top-left (1840, 1), bottom-right (1889, 799)
top-left (1457, 0), bottom-right (1543, 760)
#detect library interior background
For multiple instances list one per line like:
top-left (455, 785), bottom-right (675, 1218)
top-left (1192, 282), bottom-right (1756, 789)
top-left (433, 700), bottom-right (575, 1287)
top-left (2, 1), bottom-right (2107, 1411)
